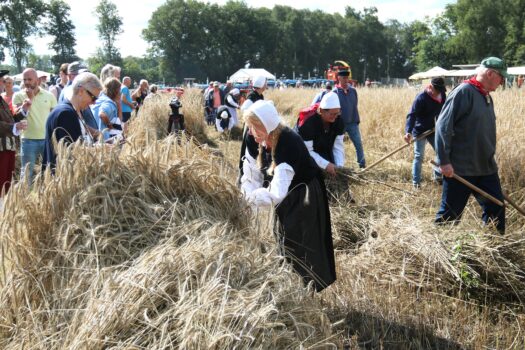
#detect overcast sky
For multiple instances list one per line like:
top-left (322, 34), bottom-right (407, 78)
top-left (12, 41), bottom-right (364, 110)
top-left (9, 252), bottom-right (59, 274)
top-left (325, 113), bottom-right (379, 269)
top-left (20, 0), bottom-right (454, 62)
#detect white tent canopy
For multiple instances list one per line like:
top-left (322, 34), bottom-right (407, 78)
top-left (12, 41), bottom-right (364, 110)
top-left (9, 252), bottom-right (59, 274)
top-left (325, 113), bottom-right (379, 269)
top-left (12, 70), bottom-right (53, 81)
top-left (446, 69), bottom-right (478, 77)
top-left (229, 68), bottom-right (275, 83)
top-left (508, 66), bottom-right (525, 75)
top-left (408, 66), bottom-right (449, 80)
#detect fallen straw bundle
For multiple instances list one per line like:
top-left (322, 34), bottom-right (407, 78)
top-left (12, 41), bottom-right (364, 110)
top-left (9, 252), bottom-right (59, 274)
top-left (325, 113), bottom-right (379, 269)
top-left (0, 137), bottom-right (334, 349)
top-left (341, 210), bottom-right (525, 303)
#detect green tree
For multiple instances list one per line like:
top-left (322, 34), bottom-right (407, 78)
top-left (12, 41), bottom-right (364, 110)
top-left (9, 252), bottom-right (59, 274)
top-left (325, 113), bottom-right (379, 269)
top-left (503, 0), bottom-right (525, 65)
top-left (444, 0), bottom-right (506, 63)
top-left (26, 52), bottom-right (53, 72)
top-left (94, 0), bottom-right (123, 65)
top-left (144, 0), bottom-right (212, 81)
top-left (0, 0), bottom-right (46, 71)
top-left (45, 0), bottom-right (78, 71)
top-left (414, 16), bottom-right (459, 70)
top-left (339, 6), bottom-right (386, 82)
top-left (401, 20), bottom-right (431, 72)
top-left (122, 55), bottom-right (163, 84)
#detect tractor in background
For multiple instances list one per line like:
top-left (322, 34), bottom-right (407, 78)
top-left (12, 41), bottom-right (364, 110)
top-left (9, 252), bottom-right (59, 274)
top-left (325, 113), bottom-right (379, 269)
top-left (325, 60), bottom-right (358, 87)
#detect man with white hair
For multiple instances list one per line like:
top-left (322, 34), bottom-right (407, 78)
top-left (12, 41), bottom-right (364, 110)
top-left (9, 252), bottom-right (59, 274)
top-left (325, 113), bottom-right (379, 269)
top-left (120, 77), bottom-right (135, 123)
top-left (13, 68), bottom-right (57, 183)
top-left (43, 72), bottom-right (103, 170)
top-left (297, 91), bottom-right (345, 177)
top-left (435, 57), bottom-right (507, 233)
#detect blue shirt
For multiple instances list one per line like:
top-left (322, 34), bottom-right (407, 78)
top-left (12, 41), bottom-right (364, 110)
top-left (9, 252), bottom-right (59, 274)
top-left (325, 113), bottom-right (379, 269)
top-left (334, 85), bottom-right (360, 124)
top-left (58, 81), bottom-right (73, 103)
top-left (91, 93), bottom-right (118, 140)
top-left (121, 85), bottom-right (132, 113)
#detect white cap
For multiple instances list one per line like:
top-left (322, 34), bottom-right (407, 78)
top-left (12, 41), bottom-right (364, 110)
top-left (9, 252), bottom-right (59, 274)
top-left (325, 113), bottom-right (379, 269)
top-left (319, 91), bottom-right (340, 109)
top-left (230, 88), bottom-right (240, 95)
top-left (253, 76), bottom-right (267, 88)
top-left (247, 100), bottom-right (280, 133)
top-left (220, 110), bottom-right (229, 119)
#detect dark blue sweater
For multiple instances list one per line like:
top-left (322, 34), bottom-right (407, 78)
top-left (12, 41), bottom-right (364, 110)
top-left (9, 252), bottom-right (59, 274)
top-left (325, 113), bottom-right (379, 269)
top-left (43, 101), bottom-right (82, 170)
top-left (334, 85), bottom-right (360, 124)
top-left (405, 90), bottom-right (446, 136)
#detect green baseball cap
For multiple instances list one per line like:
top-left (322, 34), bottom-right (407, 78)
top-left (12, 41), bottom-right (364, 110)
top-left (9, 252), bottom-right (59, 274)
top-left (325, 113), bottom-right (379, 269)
top-left (480, 57), bottom-right (508, 78)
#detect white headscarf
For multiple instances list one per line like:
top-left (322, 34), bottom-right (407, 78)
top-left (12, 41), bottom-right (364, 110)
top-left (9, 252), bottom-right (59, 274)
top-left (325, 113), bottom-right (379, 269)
top-left (319, 91), bottom-right (341, 109)
top-left (247, 100), bottom-right (280, 133)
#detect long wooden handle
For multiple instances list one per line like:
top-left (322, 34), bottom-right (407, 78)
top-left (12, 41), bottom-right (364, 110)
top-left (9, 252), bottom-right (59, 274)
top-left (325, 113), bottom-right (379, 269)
top-left (360, 128), bottom-right (435, 173)
top-left (430, 160), bottom-right (505, 207)
top-left (503, 193), bottom-right (525, 217)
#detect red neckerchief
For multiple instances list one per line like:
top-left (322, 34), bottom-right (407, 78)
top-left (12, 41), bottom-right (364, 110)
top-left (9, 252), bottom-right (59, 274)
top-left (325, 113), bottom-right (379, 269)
top-left (334, 84), bottom-right (349, 94)
top-left (464, 77), bottom-right (489, 96)
top-left (425, 86), bottom-right (443, 103)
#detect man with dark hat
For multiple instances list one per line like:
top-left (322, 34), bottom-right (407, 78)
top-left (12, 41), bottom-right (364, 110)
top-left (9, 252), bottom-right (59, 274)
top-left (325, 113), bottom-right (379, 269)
top-left (404, 77), bottom-right (446, 188)
top-left (58, 61), bottom-right (88, 103)
top-left (0, 70), bottom-right (28, 195)
top-left (333, 69), bottom-right (366, 168)
top-left (435, 57), bottom-right (508, 233)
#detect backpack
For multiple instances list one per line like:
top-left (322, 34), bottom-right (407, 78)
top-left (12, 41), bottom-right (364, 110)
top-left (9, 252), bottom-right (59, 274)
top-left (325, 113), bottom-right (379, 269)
top-left (296, 102), bottom-right (320, 129)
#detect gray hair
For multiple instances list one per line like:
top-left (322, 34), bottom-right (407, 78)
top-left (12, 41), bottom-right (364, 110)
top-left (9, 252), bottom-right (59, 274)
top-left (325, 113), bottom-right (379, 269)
top-left (72, 72), bottom-right (102, 95)
top-left (100, 64), bottom-right (121, 83)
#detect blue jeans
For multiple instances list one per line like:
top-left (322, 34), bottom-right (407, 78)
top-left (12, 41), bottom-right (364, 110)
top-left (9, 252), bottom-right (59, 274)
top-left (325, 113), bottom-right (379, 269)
top-left (412, 134), bottom-right (441, 185)
top-left (345, 123), bottom-right (366, 168)
top-left (435, 173), bottom-right (505, 233)
top-left (20, 138), bottom-right (45, 184)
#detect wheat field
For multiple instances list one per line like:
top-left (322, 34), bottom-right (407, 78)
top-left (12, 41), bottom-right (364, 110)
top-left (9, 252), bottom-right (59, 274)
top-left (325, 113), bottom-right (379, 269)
top-left (0, 86), bottom-right (524, 349)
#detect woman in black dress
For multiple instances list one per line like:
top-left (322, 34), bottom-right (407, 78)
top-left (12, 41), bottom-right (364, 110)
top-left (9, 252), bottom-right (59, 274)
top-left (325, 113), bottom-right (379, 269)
top-left (240, 100), bottom-right (336, 292)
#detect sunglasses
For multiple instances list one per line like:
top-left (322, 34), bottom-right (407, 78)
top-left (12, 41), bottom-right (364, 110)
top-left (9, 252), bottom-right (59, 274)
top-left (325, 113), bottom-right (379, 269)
top-left (85, 88), bottom-right (98, 102)
top-left (490, 69), bottom-right (504, 81)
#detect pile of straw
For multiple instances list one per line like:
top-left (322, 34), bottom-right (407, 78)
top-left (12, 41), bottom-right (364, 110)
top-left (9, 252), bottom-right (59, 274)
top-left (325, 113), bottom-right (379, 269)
top-left (0, 137), bottom-right (334, 349)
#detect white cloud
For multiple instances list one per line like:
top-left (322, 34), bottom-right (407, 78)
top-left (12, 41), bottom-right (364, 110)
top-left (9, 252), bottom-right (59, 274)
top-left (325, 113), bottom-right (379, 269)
top-left (19, 0), bottom-right (452, 64)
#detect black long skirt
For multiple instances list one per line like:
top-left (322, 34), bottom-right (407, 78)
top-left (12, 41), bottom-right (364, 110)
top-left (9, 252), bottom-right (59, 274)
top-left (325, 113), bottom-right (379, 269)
top-left (275, 176), bottom-right (336, 292)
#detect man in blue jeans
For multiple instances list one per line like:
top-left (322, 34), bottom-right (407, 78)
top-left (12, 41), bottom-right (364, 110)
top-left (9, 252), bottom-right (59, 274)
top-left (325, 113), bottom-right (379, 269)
top-left (13, 68), bottom-right (57, 183)
top-left (333, 70), bottom-right (365, 168)
top-left (404, 77), bottom-right (446, 188)
top-left (435, 57), bottom-right (507, 233)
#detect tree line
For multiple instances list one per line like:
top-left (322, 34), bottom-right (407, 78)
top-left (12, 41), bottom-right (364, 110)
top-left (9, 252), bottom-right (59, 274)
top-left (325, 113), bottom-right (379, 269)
top-left (1, 0), bottom-right (525, 84)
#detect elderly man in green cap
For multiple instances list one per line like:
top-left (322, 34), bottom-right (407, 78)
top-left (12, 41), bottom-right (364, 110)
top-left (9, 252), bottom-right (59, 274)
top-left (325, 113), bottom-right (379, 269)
top-left (434, 57), bottom-right (508, 233)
